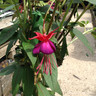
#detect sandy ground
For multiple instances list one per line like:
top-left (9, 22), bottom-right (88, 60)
top-left (0, 16), bottom-right (13, 29)
top-left (57, 10), bottom-right (96, 96)
top-left (0, 10), bottom-right (96, 96)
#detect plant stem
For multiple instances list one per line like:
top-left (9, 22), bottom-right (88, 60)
top-left (38, 73), bottom-right (42, 81)
top-left (80, 0), bottom-right (86, 9)
top-left (34, 0), bottom-right (36, 11)
top-left (75, 3), bottom-right (91, 23)
top-left (59, 0), bottom-right (73, 31)
top-left (58, 3), bottom-right (91, 45)
top-left (56, 0), bottom-right (73, 37)
top-left (12, 0), bottom-right (22, 25)
top-left (28, 0), bottom-right (33, 20)
top-left (12, 0), bottom-right (27, 40)
top-left (34, 72), bottom-right (37, 85)
top-left (47, 0), bottom-right (59, 34)
top-left (43, 0), bottom-right (55, 33)
top-left (24, 0), bottom-right (27, 24)
top-left (62, 0), bottom-right (67, 6)
top-left (44, 0), bottom-right (55, 21)
top-left (57, 3), bottom-right (78, 41)
top-left (67, 28), bottom-right (95, 46)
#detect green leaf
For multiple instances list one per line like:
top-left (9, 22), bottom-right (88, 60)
top-left (39, 5), bottom-right (59, 14)
top-left (0, 0), bottom-right (3, 4)
top-left (0, 4), bottom-right (12, 9)
top-left (32, 11), bottom-right (43, 31)
top-left (18, 29), bottom-right (27, 42)
top-left (34, 16), bottom-right (43, 29)
top-left (39, 25), bottom-right (43, 34)
top-left (42, 54), bottom-right (62, 95)
top-left (22, 66), bottom-right (34, 96)
top-left (66, 0), bottom-right (81, 4)
top-left (0, 24), bottom-right (18, 45)
top-left (70, 30), bottom-right (75, 39)
top-left (0, 4), bottom-right (15, 15)
top-left (0, 62), bottom-right (16, 76)
top-left (50, 37), bottom-right (57, 44)
top-left (6, 32), bottom-right (19, 56)
top-left (61, 36), bottom-right (68, 59)
top-left (52, 22), bottom-right (59, 32)
top-left (12, 65), bottom-right (24, 96)
top-left (49, 90), bottom-right (55, 96)
top-left (92, 31), bottom-right (96, 39)
top-left (77, 21), bottom-right (89, 27)
top-left (38, 5), bottom-right (49, 13)
top-left (6, 38), bottom-right (17, 56)
top-left (77, 22), bottom-right (85, 27)
top-left (37, 82), bottom-right (51, 96)
top-left (73, 28), bottom-right (93, 53)
top-left (4, 0), bottom-right (14, 4)
top-left (86, 0), bottom-right (96, 5)
top-left (22, 42), bottom-right (37, 67)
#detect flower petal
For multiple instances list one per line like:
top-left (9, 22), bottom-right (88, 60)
top-left (49, 40), bottom-right (56, 51)
top-left (46, 27), bottom-right (59, 39)
top-left (40, 40), bottom-right (56, 54)
top-left (50, 27), bottom-right (59, 33)
top-left (46, 31), bottom-right (55, 40)
top-left (35, 32), bottom-right (43, 37)
top-left (29, 32), bottom-right (45, 41)
top-left (29, 36), bottom-right (38, 40)
top-left (33, 42), bottom-right (42, 54)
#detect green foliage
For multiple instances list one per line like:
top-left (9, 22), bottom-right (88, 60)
top-left (32, 11), bottom-right (44, 31)
top-left (0, 24), bottom-right (18, 45)
top-left (86, 0), bottom-right (96, 5)
top-left (6, 33), bottom-right (18, 56)
top-left (0, 0), bottom-right (3, 4)
top-left (22, 42), bottom-right (37, 67)
top-left (12, 65), bottom-right (24, 96)
top-left (66, 0), bottom-right (81, 4)
top-left (38, 5), bottom-right (50, 13)
top-left (72, 28), bottom-right (93, 53)
top-left (77, 21), bottom-right (89, 27)
top-left (22, 66), bottom-right (34, 96)
top-left (50, 36), bottom-right (57, 44)
top-left (0, 4), bottom-right (15, 15)
top-left (36, 1), bottom-right (47, 6)
top-left (0, 62), bottom-right (17, 76)
top-left (60, 36), bottom-right (68, 60)
top-left (92, 31), bottom-right (96, 39)
top-left (37, 82), bottom-right (51, 96)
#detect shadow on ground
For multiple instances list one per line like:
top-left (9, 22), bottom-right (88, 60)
top-left (67, 26), bottom-right (96, 62)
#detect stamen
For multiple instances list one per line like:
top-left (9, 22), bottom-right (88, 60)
top-left (36, 56), bottom-right (44, 70)
top-left (36, 55), bottom-right (44, 75)
top-left (49, 56), bottom-right (52, 75)
top-left (45, 55), bottom-right (48, 74)
top-left (43, 57), bottom-right (46, 73)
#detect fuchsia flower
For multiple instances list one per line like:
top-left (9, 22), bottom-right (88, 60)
top-left (19, 5), bottom-right (23, 13)
top-left (29, 27), bottom-right (58, 54)
top-left (48, 1), bottom-right (55, 9)
top-left (29, 26), bottom-right (59, 75)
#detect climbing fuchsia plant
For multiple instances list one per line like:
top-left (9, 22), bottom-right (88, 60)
top-left (0, 0), bottom-right (95, 96)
